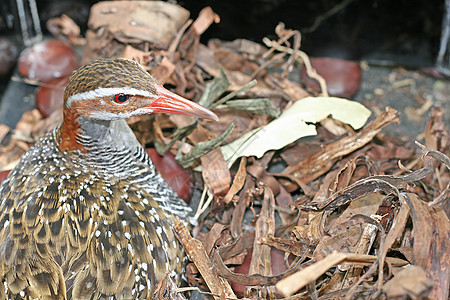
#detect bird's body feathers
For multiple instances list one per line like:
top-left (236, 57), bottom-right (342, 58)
top-left (0, 121), bottom-right (188, 299)
top-left (0, 58), bottom-right (218, 299)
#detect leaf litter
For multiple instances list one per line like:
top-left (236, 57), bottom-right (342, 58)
top-left (0, 1), bottom-right (449, 299)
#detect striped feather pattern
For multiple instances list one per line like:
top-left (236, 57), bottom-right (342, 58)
top-left (0, 59), bottom-right (192, 299)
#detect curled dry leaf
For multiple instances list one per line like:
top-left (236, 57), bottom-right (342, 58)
top-left (382, 265), bottom-right (433, 299)
top-left (89, 1), bottom-right (190, 48)
top-left (246, 187), bottom-right (276, 298)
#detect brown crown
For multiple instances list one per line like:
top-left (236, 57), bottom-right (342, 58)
top-left (64, 59), bottom-right (159, 103)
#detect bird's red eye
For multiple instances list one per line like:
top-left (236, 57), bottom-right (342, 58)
top-left (114, 94), bottom-right (129, 103)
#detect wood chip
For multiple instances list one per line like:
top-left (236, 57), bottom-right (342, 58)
top-left (276, 252), bottom-right (408, 297)
top-left (174, 220), bottom-right (237, 299)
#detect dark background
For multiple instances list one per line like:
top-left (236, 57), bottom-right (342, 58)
top-left (0, 0), bottom-right (446, 67)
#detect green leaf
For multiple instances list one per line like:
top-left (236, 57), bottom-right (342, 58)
top-left (217, 98), bottom-right (280, 117)
top-left (177, 122), bottom-right (235, 168)
top-left (221, 97), bottom-right (371, 167)
top-left (154, 121), bottom-right (198, 155)
top-left (198, 69), bottom-right (230, 108)
top-left (212, 79), bottom-right (257, 108)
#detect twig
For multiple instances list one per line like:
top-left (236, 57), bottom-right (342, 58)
top-left (250, 52), bottom-right (286, 80)
top-left (174, 220), bottom-right (237, 300)
top-left (262, 26), bottom-right (297, 59)
top-left (212, 80), bottom-right (257, 108)
top-left (263, 38), bottom-right (329, 97)
top-left (193, 184), bottom-right (210, 220)
top-left (303, 0), bottom-right (357, 33)
top-left (168, 19), bottom-right (193, 61)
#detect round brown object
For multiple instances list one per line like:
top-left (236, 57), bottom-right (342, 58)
top-left (36, 77), bottom-right (69, 118)
top-left (18, 39), bottom-right (78, 82)
top-left (301, 57), bottom-right (361, 98)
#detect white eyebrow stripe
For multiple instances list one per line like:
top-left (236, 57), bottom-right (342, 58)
top-left (66, 87), bottom-right (156, 107)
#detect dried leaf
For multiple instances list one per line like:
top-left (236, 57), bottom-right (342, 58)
top-left (174, 220), bottom-right (237, 299)
top-left (89, 1), bottom-right (190, 48)
top-left (222, 97), bottom-right (371, 167)
top-left (154, 121), bottom-right (198, 155)
top-left (302, 159), bottom-right (434, 212)
top-left (201, 148), bottom-right (232, 197)
top-left (151, 56), bottom-right (176, 84)
top-left (246, 188), bottom-right (276, 297)
top-left (223, 157), bottom-right (247, 204)
top-left (46, 14), bottom-right (85, 45)
top-left (177, 122), bottom-right (234, 168)
top-left (377, 203), bottom-right (411, 289)
top-left (293, 212), bottom-right (327, 246)
top-left (230, 177), bottom-right (252, 237)
top-left (276, 252), bottom-right (408, 297)
top-left (189, 7), bottom-right (220, 35)
top-left (404, 193), bottom-right (433, 268)
top-left (281, 107), bottom-right (398, 184)
top-left (426, 205), bottom-right (450, 300)
top-left (260, 235), bottom-right (309, 257)
top-left (198, 69), bottom-right (230, 108)
top-left (424, 107), bottom-right (448, 152)
top-left (382, 265), bottom-right (432, 299)
top-left (200, 223), bottom-right (230, 256)
top-left (212, 231), bottom-right (303, 287)
top-left (153, 273), bottom-right (187, 299)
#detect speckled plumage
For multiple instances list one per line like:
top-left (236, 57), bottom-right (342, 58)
top-left (0, 59), bottom-right (210, 299)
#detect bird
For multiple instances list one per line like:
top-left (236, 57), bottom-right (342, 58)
top-left (0, 58), bottom-right (218, 299)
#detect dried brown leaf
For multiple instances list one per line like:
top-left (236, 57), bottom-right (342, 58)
top-left (377, 202), bottom-right (411, 289)
top-left (249, 188), bottom-right (275, 276)
top-left (292, 212), bottom-right (327, 246)
top-left (424, 107), bottom-right (448, 153)
top-left (276, 252), bottom-right (408, 297)
top-left (120, 45), bottom-right (151, 67)
top-left (200, 223), bottom-right (229, 256)
top-left (189, 7), bottom-right (220, 35)
top-left (46, 14), bottom-right (85, 46)
top-left (424, 205), bottom-right (450, 299)
top-left (404, 193), bottom-right (433, 268)
top-left (212, 231), bottom-right (304, 287)
top-left (281, 107), bottom-right (399, 185)
top-left (230, 177), bottom-right (253, 238)
top-left (89, 1), bottom-right (189, 48)
top-left (313, 193), bottom-right (384, 261)
top-left (223, 157), bottom-right (247, 204)
top-left (302, 158), bottom-right (435, 211)
top-left (168, 115), bottom-right (232, 197)
top-left (382, 265), bottom-right (432, 299)
top-left (174, 220), bottom-right (237, 299)
top-left (153, 273), bottom-right (187, 300)
top-left (201, 148), bottom-right (231, 197)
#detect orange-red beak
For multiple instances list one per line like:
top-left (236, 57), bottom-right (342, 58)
top-left (145, 85), bottom-right (219, 121)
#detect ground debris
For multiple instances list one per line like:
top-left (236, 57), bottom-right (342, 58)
top-left (382, 265), bottom-right (433, 299)
top-left (0, 2), bottom-right (449, 299)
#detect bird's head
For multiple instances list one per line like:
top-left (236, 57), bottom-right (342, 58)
top-left (63, 58), bottom-right (218, 121)
top-left (58, 58), bottom-right (217, 152)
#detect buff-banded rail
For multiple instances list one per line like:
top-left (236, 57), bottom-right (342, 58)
top-left (0, 58), bottom-right (218, 299)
